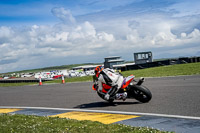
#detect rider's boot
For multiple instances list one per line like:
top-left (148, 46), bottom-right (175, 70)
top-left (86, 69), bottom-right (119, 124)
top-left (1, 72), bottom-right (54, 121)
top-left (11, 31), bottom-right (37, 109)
top-left (122, 92), bottom-right (127, 101)
top-left (116, 92), bottom-right (127, 101)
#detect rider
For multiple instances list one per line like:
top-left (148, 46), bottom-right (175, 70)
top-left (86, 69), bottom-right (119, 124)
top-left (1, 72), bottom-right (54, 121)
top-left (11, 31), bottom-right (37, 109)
top-left (94, 65), bottom-right (127, 101)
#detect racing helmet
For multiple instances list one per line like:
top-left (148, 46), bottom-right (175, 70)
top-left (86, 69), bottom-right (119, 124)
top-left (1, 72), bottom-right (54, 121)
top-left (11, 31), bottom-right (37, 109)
top-left (95, 65), bottom-right (104, 78)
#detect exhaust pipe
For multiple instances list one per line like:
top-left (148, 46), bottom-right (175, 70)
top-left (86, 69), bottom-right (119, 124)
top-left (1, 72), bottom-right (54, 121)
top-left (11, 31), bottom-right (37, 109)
top-left (136, 77), bottom-right (145, 85)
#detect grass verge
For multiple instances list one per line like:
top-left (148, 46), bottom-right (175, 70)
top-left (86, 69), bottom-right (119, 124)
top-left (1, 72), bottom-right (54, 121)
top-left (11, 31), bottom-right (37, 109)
top-left (1, 62), bottom-right (200, 87)
top-left (0, 82), bottom-right (37, 87)
top-left (46, 76), bottom-right (93, 84)
top-left (0, 113), bottom-right (171, 133)
top-left (122, 62), bottom-right (200, 77)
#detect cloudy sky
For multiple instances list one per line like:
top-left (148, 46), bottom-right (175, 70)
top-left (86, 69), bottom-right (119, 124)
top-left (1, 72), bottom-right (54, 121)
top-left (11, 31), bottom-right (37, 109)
top-left (0, 0), bottom-right (200, 73)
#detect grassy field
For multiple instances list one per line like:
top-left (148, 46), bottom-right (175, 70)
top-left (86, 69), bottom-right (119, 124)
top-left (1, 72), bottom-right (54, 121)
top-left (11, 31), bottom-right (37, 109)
top-left (122, 62), bottom-right (200, 77)
top-left (30, 62), bottom-right (200, 85)
top-left (48, 75), bottom-right (93, 83)
top-left (0, 62), bottom-right (200, 87)
top-left (2, 63), bottom-right (196, 132)
top-left (0, 82), bottom-right (38, 87)
top-left (46, 62), bottom-right (200, 82)
top-left (0, 114), bottom-right (171, 133)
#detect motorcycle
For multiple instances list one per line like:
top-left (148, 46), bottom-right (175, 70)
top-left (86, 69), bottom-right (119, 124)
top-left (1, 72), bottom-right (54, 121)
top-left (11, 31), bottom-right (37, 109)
top-left (92, 75), bottom-right (152, 103)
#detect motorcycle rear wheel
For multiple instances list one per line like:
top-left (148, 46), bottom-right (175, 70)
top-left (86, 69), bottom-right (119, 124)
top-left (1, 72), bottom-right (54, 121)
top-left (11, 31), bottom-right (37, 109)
top-left (129, 85), bottom-right (152, 103)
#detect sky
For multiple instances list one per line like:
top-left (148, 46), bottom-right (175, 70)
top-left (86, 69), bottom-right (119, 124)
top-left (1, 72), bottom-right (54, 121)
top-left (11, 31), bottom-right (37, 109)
top-left (0, 0), bottom-right (200, 73)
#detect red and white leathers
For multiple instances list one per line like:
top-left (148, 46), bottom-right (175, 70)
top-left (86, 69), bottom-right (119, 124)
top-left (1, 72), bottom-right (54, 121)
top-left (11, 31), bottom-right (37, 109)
top-left (96, 68), bottom-right (124, 100)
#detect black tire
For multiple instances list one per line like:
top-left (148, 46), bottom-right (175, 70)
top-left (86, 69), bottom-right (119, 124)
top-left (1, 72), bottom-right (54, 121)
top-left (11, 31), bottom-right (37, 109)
top-left (130, 85), bottom-right (152, 103)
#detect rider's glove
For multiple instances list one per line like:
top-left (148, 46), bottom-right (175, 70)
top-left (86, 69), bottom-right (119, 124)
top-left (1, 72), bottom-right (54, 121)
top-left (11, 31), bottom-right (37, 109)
top-left (104, 94), bottom-right (110, 100)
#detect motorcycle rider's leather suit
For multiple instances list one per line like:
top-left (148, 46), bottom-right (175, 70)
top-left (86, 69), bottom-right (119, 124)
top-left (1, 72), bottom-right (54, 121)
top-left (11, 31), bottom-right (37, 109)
top-left (95, 65), bottom-right (127, 101)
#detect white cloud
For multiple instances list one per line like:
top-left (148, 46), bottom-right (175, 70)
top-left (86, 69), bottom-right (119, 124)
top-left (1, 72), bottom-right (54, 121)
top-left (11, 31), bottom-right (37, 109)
top-left (0, 7), bottom-right (119, 72)
top-left (51, 7), bottom-right (76, 25)
top-left (167, 0), bottom-right (200, 17)
top-left (97, 32), bottom-right (115, 42)
top-left (0, 26), bottom-right (14, 38)
top-left (1, 2), bottom-right (200, 73)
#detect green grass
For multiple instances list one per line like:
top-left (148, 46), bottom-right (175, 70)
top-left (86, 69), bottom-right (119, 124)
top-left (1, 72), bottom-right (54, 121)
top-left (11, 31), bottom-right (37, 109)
top-left (0, 114), bottom-right (171, 133)
top-left (1, 62), bottom-right (200, 87)
top-left (46, 76), bottom-right (93, 84)
top-left (0, 82), bottom-right (37, 87)
top-left (0, 76), bottom-right (94, 87)
top-left (121, 62), bottom-right (200, 78)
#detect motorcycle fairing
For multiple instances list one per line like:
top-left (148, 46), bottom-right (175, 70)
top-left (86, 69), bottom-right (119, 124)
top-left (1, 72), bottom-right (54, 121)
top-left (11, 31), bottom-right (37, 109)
top-left (92, 83), bottom-right (111, 93)
top-left (121, 75), bottom-right (135, 89)
top-left (102, 83), bottom-right (111, 93)
top-left (93, 75), bottom-right (135, 93)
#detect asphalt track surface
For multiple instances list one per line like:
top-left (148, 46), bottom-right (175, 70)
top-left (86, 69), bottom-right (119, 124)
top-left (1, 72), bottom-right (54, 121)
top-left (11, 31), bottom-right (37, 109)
top-left (1, 75), bottom-right (200, 117)
top-left (0, 75), bottom-right (200, 132)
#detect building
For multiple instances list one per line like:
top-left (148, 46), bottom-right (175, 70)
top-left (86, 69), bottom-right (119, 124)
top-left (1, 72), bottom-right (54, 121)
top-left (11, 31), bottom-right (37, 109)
top-left (134, 51), bottom-right (153, 64)
top-left (104, 56), bottom-right (125, 68)
top-left (72, 65), bottom-right (100, 71)
top-left (113, 62), bottom-right (135, 71)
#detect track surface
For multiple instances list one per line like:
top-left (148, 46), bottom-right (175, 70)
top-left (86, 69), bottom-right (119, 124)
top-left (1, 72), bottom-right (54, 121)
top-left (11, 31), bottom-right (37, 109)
top-left (0, 75), bottom-right (200, 117)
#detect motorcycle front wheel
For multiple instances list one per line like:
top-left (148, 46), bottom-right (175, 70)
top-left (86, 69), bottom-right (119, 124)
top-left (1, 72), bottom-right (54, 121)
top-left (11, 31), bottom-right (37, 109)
top-left (129, 85), bottom-right (152, 103)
